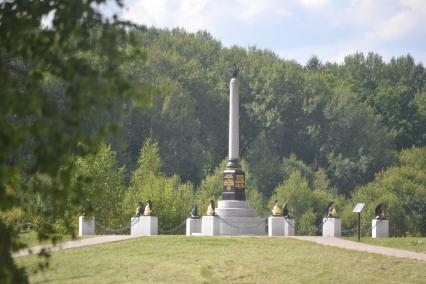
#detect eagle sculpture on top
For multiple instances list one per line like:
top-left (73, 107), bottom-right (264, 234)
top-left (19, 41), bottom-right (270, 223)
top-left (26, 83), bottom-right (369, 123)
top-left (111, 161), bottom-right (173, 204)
top-left (227, 63), bottom-right (240, 78)
top-left (191, 204), bottom-right (199, 219)
top-left (282, 202), bottom-right (292, 219)
top-left (375, 203), bottom-right (385, 220)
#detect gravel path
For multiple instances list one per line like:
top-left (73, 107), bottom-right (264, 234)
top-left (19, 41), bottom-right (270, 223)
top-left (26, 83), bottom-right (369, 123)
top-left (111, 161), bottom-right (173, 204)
top-left (13, 235), bottom-right (140, 258)
top-left (289, 236), bottom-right (426, 261)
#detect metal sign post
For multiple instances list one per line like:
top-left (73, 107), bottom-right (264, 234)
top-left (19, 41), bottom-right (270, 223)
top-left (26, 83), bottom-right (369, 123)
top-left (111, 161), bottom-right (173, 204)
top-left (352, 203), bottom-right (365, 241)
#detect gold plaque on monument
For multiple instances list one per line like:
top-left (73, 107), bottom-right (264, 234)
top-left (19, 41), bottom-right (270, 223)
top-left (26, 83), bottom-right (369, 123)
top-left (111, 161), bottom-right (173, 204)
top-left (235, 174), bottom-right (245, 189)
top-left (223, 173), bottom-right (234, 191)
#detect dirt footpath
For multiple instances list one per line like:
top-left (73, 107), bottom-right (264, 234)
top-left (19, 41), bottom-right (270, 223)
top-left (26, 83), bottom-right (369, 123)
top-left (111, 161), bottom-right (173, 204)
top-left (289, 236), bottom-right (426, 261)
top-left (13, 235), bottom-right (139, 258)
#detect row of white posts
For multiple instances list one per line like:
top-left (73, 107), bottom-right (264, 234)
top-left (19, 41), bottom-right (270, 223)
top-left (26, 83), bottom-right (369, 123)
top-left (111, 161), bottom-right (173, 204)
top-left (79, 215), bottom-right (389, 238)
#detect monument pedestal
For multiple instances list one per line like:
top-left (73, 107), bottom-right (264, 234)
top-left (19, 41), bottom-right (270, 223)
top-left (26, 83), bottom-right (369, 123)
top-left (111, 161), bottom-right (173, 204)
top-left (322, 218), bottom-right (341, 237)
top-left (201, 215), bottom-right (220, 236)
top-left (284, 218), bottom-right (295, 236)
top-left (372, 219), bottom-right (389, 238)
top-left (186, 218), bottom-right (201, 236)
top-left (216, 200), bottom-right (265, 235)
top-left (79, 216), bottom-right (95, 236)
top-left (131, 216), bottom-right (158, 236)
top-left (268, 216), bottom-right (284, 236)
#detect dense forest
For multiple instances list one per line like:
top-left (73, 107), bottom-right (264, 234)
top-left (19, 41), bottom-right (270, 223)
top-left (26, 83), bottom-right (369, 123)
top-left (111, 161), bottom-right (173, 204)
top-left (1, 1), bottom-right (425, 282)
top-left (112, 27), bottom-right (425, 196)
top-left (46, 26), bottom-right (426, 237)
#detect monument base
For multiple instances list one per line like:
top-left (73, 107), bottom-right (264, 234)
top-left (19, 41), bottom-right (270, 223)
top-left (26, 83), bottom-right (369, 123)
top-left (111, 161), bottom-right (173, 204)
top-left (216, 200), bottom-right (265, 235)
top-left (322, 218), bottom-right (341, 237)
top-left (186, 218), bottom-right (201, 236)
top-left (268, 216), bottom-right (285, 236)
top-left (131, 216), bottom-right (158, 236)
top-left (201, 215), bottom-right (220, 236)
top-left (372, 219), bottom-right (389, 238)
top-left (284, 218), bottom-right (295, 236)
top-left (79, 216), bottom-right (95, 236)
top-left (222, 166), bottom-right (246, 201)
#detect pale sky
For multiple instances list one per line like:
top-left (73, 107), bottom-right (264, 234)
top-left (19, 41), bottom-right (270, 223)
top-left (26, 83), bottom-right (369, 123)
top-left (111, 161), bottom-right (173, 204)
top-left (115, 0), bottom-right (426, 65)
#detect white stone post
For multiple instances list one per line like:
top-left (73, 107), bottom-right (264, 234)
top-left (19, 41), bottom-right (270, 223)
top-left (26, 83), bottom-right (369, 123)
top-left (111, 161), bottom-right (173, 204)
top-left (284, 219), bottom-right (295, 236)
top-left (372, 219), bottom-right (389, 238)
top-left (79, 216), bottom-right (95, 236)
top-left (131, 216), bottom-right (158, 236)
top-left (228, 78), bottom-right (239, 161)
top-left (201, 216), bottom-right (220, 236)
top-left (186, 218), bottom-right (202, 236)
top-left (268, 216), bottom-right (285, 236)
top-left (322, 218), bottom-right (341, 237)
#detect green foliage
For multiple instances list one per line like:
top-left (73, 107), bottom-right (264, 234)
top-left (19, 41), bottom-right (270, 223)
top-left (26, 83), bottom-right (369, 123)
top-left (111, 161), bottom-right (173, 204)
top-left (399, 146), bottom-right (426, 170)
top-left (282, 154), bottom-right (316, 188)
top-left (124, 139), bottom-right (193, 233)
top-left (298, 210), bottom-right (317, 235)
top-left (270, 172), bottom-right (313, 220)
top-left (112, 27), bottom-right (423, 199)
top-left (346, 147), bottom-right (426, 236)
top-left (194, 159), bottom-right (227, 215)
top-left (322, 87), bottom-right (395, 194)
top-left (270, 155), bottom-right (348, 235)
top-left (246, 131), bottom-right (282, 197)
top-left (73, 144), bottom-right (127, 230)
top-left (0, 1), bottom-right (150, 282)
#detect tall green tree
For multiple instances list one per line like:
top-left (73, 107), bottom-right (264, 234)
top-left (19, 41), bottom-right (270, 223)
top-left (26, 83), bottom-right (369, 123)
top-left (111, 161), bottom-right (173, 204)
top-left (0, 1), bottom-right (149, 282)
top-left (124, 139), bottom-right (193, 233)
top-left (73, 144), bottom-right (127, 230)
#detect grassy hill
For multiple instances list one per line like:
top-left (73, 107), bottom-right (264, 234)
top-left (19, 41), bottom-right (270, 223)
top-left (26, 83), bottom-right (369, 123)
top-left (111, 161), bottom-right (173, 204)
top-left (17, 236), bottom-right (425, 283)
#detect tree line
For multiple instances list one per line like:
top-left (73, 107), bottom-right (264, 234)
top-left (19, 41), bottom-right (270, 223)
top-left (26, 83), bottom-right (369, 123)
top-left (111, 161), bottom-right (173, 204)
top-left (111, 27), bottom-right (425, 200)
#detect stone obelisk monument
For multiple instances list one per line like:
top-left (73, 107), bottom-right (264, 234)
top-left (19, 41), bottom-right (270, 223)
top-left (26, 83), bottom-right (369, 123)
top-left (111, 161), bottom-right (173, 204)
top-left (222, 64), bottom-right (246, 200)
top-left (214, 65), bottom-right (265, 235)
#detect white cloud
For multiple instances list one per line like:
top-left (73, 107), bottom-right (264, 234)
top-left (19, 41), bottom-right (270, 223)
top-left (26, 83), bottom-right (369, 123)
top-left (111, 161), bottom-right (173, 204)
top-left (121, 0), bottom-right (292, 30)
top-left (299, 0), bottom-right (330, 9)
top-left (117, 0), bottom-right (426, 64)
top-left (346, 0), bottom-right (426, 42)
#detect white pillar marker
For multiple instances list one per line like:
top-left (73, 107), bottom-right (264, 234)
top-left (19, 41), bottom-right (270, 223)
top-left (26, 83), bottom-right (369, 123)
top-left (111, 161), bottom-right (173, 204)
top-left (228, 78), bottom-right (240, 161)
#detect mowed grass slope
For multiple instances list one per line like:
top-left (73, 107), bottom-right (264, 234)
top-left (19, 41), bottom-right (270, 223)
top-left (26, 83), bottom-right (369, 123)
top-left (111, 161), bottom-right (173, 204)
top-left (17, 236), bottom-right (425, 284)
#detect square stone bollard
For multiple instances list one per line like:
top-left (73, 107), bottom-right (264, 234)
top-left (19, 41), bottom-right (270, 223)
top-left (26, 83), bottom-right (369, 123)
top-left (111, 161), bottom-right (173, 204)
top-left (322, 218), bottom-right (341, 237)
top-left (268, 216), bottom-right (285, 236)
top-left (201, 215), bottom-right (220, 236)
top-left (186, 218), bottom-right (202, 236)
top-left (284, 218), bottom-right (295, 236)
top-left (131, 216), bottom-right (158, 236)
top-left (372, 219), bottom-right (389, 238)
top-left (79, 216), bottom-right (95, 236)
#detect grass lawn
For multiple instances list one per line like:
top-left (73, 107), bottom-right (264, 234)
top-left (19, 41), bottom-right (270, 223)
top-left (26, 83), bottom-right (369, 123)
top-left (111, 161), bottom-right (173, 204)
top-left (16, 236), bottom-right (425, 284)
top-left (344, 237), bottom-right (426, 253)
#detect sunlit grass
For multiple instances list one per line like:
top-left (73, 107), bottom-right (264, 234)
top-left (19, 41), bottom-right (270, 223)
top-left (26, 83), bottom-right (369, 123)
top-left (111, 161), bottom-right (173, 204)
top-left (17, 236), bottom-right (426, 284)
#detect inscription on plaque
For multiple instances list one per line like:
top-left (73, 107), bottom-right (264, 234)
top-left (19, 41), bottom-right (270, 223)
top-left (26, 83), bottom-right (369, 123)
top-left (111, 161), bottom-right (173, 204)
top-left (223, 173), bottom-right (234, 191)
top-left (235, 174), bottom-right (245, 189)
